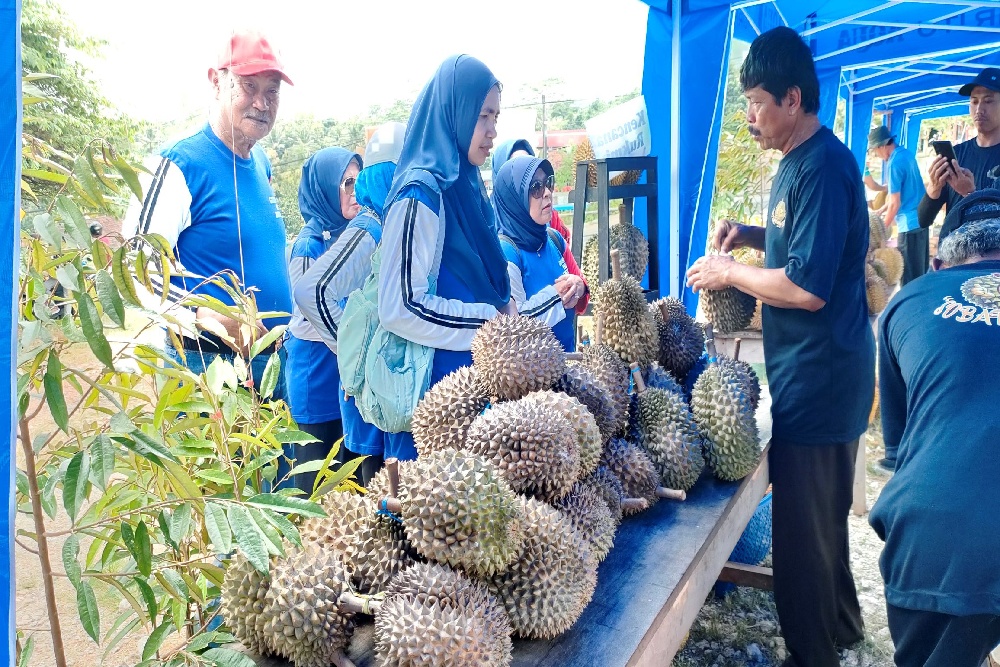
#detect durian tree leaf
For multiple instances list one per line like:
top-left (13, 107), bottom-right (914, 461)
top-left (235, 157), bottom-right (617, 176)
top-left (169, 503), bottom-right (192, 547)
top-left (141, 620), bottom-right (173, 661)
top-left (41, 471), bottom-right (60, 519)
top-left (43, 350), bottom-right (69, 432)
top-left (32, 213), bottom-right (61, 251)
top-left (274, 429), bottom-right (320, 444)
top-left (203, 502), bottom-right (232, 554)
top-left (76, 579), bottom-right (101, 643)
top-left (16, 634), bottom-right (33, 667)
top-left (258, 352), bottom-right (280, 399)
top-left (283, 458), bottom-right (327, 477)
top-left (62, 449), bottom-right (91, 523)
top-left (245, 493), bottom-right (325, 518)
top-left (133, 521), bottom-right (152, 577)
top-left (112, 246), bottom-right (142, 307)
top-left (203, 647), bottom-right (258, 667)
top-left (157, 510), bottom-right (178, 552)
top-left (55, 262), bottom-right (81, 293)
top-left (259, 507), bottom-right (301, 548)
top-left (194, 469), bottom-right (234, 486)
top-left (133, 576), bottom-right (158, 622)
top-left (226, 504), bottom-right (269, 573)
top-left (76, 290), bottom-right (115, 369)
top-left (249, 325), bottom-right (285, 360)
top-left (185, 631), bottom-right (236, 654)
top-left (248, 507), bottom-right (285, 557)
top-left (62, 534), bottom-right (82, 588)
top-left (237, 448), bottom-right (281, 480)
top-left (95, 270), bottom-right (126, 328)
top-left (56, 195), bottom-right (92, 249)
top-left (89, 434), bottom-right (115, 492)
top-left (111, 154), bottom-right (144, 202)
top-left (315, 452), bottom-right (365, 497)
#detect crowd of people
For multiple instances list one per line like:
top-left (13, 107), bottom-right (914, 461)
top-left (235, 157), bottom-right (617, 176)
top-left (120, 26), bottom-right (1000, 667)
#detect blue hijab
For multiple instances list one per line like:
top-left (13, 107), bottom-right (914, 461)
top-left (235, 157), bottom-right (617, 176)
top-left (491, 138), bottom-right (535, 184)
top-left (386, 55), bottom-right (510, 310)
top-left (297, 147), bottom-right (361, 242)
top-left (354, 161), bottom-right (396, 220)
top-left (494, 156), bottom-right (554, 251)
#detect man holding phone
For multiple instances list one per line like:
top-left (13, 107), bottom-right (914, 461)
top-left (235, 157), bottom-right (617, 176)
top-left (868, 126), bottom-right (928, 285)
top-left (918, 67), bottom-right (1000, 240)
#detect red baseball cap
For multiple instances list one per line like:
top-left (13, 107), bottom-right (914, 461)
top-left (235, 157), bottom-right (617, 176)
top-left (216, 30), bottom-right (293, 85)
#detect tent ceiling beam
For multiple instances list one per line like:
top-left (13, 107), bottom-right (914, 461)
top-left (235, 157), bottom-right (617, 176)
top-left (854, 44), bottom-right (1000, 94)
top-left (740, 7), bottom-right (763, 35)
top-left (848, 19), bottom-right (1000, 33)
top-left (837, 41), bottom-right (1000, 71)
top-left (799, 3), bottom-right (897, 36)
top-left (816, 6), bottom-right (974, 61)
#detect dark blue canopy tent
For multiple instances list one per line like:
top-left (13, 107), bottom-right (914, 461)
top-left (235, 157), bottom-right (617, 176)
top-left (637, 0), bottom-right (1000, 314)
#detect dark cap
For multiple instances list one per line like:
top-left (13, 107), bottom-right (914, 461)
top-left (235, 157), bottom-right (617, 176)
top-left (868, 125), bottom-right (895, 150)
top-left (958, 67), bottom-right (1000, 96)
top-left (940, 188), bottom-right (1000, 242)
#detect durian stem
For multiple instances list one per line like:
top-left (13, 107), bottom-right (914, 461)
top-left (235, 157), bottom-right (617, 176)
top-left (658, 301), bottom-right (671, 321)
top-left (704, 323), bottom-right (718, 358)
top-left (622, 497), bottom-right (649, 512)
top-left (610, 249), bottom-right (622, 281)
top-left (386, 457), bottom-right (399, 498)
top-left (565, 352), bottom-right (584, 361)
top-left (656, 487), bottom-right (687, 501)
top-left (331, 652), bottom-right (358, 667)
top-left (629, 362), bottom-right (646, 393)
top-left (338, 590), bottom-right (384, 616)
top-left (619, 203), bottom-right (632, 226)
top-left (381, 496), bottom-right (403, 514)
top-left (595, 312), bottom-right (606, 345)
top-left (734, 338), bottom-right (742, 362)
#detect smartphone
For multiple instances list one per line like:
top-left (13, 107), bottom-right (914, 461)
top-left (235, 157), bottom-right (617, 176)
top-left (932, 140), bottom-right (957, 163)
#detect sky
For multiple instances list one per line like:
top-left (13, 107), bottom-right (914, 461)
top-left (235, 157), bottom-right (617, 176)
top-left (61, 0), bottom-right (650, 125)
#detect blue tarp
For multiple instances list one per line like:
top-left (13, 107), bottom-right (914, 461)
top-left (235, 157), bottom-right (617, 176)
top-left (1, 1), bottom-right (20, 663)
top-left (637, 0), bottom-right (1000, 314)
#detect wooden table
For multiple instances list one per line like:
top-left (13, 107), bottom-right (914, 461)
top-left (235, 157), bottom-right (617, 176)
top-left (252, 397), bottom-right (773, 667)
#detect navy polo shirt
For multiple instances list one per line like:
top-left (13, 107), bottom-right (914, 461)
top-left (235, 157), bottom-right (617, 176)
top-left (762, 126), bottom-right (875, 445)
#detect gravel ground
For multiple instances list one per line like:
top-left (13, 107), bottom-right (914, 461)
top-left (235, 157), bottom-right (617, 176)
top-left (672, 428), bottom-right (896, 667)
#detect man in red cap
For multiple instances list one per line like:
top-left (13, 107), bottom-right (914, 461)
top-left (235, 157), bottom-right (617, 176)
top-left (122, 30), bottom-right (294, 392)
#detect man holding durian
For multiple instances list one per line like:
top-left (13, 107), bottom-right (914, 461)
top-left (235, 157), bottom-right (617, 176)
top-left (687, 26), bottom-right (875, 667)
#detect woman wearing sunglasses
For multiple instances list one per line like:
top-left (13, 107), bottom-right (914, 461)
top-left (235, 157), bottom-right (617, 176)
top-left (378, 55), bottom-right (516, 461)
top-left (283, 147), bottom-right (361, 492)
top-left (494, 155), bottom-right (587, 351)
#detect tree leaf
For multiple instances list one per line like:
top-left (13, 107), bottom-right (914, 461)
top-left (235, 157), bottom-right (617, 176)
top-left (203, 502), bottom-right (232, 555)
top-left (157, 510), bottom-right (178, 552)
top-left (95, 270), bottom-right (126, 328)
top-left (111, 155), bottom-right (144, 202)
top-left (63, 449), bottom-right (91, 523)
top-left (41, 471), bottom-right (60, 519)
top-left (117, 430), bottom-right (179, 466)
top-left (134, 521), bottom-right (152, 577)
top-left (56, 195), bottom-right (92, 248)
top-left (194, 469), bottom-right (234, 486)
top-left (62, 534), bottom-right (82, 588)
top-left (249, 507), bottom-right (285, 557)
top-left (226, 504), bottom-right (268, 573)
top-left (55, 262), bottom-right (80, 292)
top-left (245, 493), bottom-right (325, 518)
top-left (120, 522), bottom-right (136, 562)
top-left (274, 429), bottom-right (320, 445)
top-left (112, 246), bottom-right (142, 307)
top-left (89, 434), bottom-right (115, 491)
top-left (43, 349), bottom-right (69, 432)
top-left (185, 631), bottom-right (235, 654)
top-left (141, 620), bottom-right (173, 661)
top-left (73, 155), bottom-right (106, 207)
top-left (16, 634), bottom-right (34, 667)
top-left (249, 325), bottom-right (286, 359)
top-left (202, 647), bottom-right (258, 667)
top-left (259, 352), bottom-right (279, 399)
top-left (76, 290), bottom-right (115, 369)
top-left (133, 576), bottom-right (158, 623)
top-left (283, 458), bottom-right (328, 478)
top-left (76, 580), bottom-right (101, 643)
top-left (260, 508), bottom-right (301, 548)
top-left (33, 213), bottom-right (61, 251)
top-left (170, 503), bottom-right (192, 546)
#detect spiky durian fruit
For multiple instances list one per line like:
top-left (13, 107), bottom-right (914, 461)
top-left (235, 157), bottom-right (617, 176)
top-left (749, 300), bottom-right (763, 331)
top-left (261, 547), bottom-right (356, 667)
top-left (298, 492), bottom-right (370, 558)
top-left (521, 390), bottom-right (602, 478)
top-left (554, 361), bottom-right (621, 441)
top-left (465, 397), bottom-right (580, 502)
top-left (345, 512), bottom-right (417, 594)
top-left (644, 362), bottom-right (685, 395)
top-left (398, 449), bottom-right (524, 577)
top-left (221, 553), bottom-right (273, 657)
top-left (593, 259), bottom-right (659, 366)
top-left (691, 363), bottom-right (760, 481)
top-left (486, 496), bottom-right (598, 639)
top-left (873, 247), bottom-right (904, 285)
top-left (412, 366), bottom-right (489, 456)
top-left (700, 287), bottom-right (756, 334)
top-left (573, 138), bottom-right (641, 188)
top-left (600, 438), bottom-right (659, 514)
top-left (376, 563), bottom-right (513, 667)
top-left (866, 272), bottom-right (891, 315)
top-left (716, 357), bottom-right (761, 411)
top-left (650, 298), bottom-right (705, 381)
top-left (471, 315), bottom-right (566, 401)
top-left (869, 210), bottom-right (888, 250)
top-left (553, 481), bottom-right (616, 561)
top-left (637, 387), bottom-right (705, 492)
top-left (581, 466), bottom-right (627, 523)
top-left (582, 214), bottom-right (650, 287)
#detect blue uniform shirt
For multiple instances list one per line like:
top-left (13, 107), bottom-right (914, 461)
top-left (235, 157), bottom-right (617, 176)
top-left (887, 146), bottom-right (925, 233)
top-left (500, 234), bottom-right (574, 352)
top-left (763, 127), bottom-right (875, 446)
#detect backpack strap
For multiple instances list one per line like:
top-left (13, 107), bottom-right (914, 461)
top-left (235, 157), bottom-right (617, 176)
top-left (547, 227), bottom-right (566, 255)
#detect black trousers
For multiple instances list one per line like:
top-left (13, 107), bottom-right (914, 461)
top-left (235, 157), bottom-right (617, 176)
top-left (770, 439), bottom-right (864, 667)
top-left (898, 227), bottom-right (929, 286)
top-left (342, 449), bottom-right (385, 488)
top-left (285, 419), bottom-right (344, 494)
top-left (888, 603), bottom-right (1000, 667)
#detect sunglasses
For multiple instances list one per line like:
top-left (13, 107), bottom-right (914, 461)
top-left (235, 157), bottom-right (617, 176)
top-left (529, 174), bottom-right (556, 199)
top-left (340, 176), bottom-right (357, 194)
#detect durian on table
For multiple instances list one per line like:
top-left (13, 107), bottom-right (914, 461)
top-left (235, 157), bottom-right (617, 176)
top-left (582, 203), bottom-right (650, 287)
top-left (592, 249), bottom-right (659, 366)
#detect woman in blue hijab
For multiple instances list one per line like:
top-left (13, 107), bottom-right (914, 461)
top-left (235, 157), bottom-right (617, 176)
top-left (293, 122), bottom-right (405, 486)
top-left (377, 55), bottom-right (515, 461)
top-left (284, 146), bottom-right (361, 492)
top-left (494, 155), bottom-right (586, 351)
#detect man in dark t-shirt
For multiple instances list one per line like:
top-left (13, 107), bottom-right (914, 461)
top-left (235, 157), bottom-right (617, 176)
top-left (870, 198), bottom-right (1000, 667)
top-left (688, 27), bottom-right (875, 667)
top-left (918, 67), bottom-right (1000, 241)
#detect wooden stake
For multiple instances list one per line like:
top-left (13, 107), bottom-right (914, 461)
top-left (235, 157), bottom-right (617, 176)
top-left (658, 300), bottom-right (671, 321)
top-left (595, 312), bottom-right (606, 345)
top-left (331, 651), bottom-right (359, 667)
top-left (629, 362), bottom-right (646, 393)
top-left (565, 352), bottom-right (584, 361)
top-left (621, 497), bottom-right (649, 512)
top-left (610, 249), bottom-right (622, 281)
top-left (656, 487), bottom-right (687, 501)
top-left (386, 458), bottom-right (399, 498)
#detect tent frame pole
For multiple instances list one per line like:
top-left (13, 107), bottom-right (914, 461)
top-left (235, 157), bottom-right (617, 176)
top-left (669, 0), bottom-right (681, 299)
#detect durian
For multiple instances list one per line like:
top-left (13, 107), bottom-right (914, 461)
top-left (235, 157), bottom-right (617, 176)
top-left (866, 271), bottom-right (891, 315)
top-left (344, 511), bottom-right (416, 594)
top-left (593, 250), bottom-right (659, 365)
top-left (869, 210), bottom-right (888, 250)
top-left (650, 298), bottom-right (705, 381)
top-left (485, 496), bottom-right (598, 639)
top-left (465, 396), bottom-right (580, 502)
top-left (581, 313), bottom-right (632, 434)
top-left (581, 465), bottom-right (630, 523)
top-left (600, 438), bottom-right (659, 514)
top-left (520, 390), bottom-right (602, 478)
top-left (573, 138), bottom-right (641, 188)
top-left (716, 356), bottom-right (761, 411)
top-left (644, 362), bottom-right (686, 396)
top-left (873, 247), bottom-right (904, 285)
top-left (554, 361), bottom-right (621, 441)
top-left (749, 300), bottom-right (763, 331)
top-left (472, 315), bottom-right (565, 401)
top-left (700, 286), bottom-right (756, 334)
top-left (553, 481), bottom-right (616, 561)
top-left (412, 366), bottom-right (489, 456)
top-left (260, 546), bottom-right (356, 667)
top-left (582, 205), bottom-right (649, 286)
top-left (298, 491), bottom-right (370, 558)
top-left (633, 368), bottom-right (706, 492)
top-left (221, 552), bottom-right (273, 657)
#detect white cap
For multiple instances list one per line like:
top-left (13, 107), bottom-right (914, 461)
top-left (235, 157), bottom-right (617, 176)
top-left (365, 122), bottom-right (406, 166)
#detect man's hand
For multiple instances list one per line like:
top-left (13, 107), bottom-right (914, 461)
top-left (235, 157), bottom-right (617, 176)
top-left (713, 220), bottom-right (748, 253)
top-left (499, 300), bottom-right (519, 317)
top-left (927, 155), bottom-right (955, 199)
top-left (554, 274), bottom-right (586, 309)
top-left (686, 255), bottom-right (735, 293)
top-left (196, 306), bottom-right (267, 357)
top-left (949, 162), bottom-right (975, 197)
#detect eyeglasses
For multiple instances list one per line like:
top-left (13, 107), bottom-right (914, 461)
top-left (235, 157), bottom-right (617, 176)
top-left (341, 177), bottom-right (357, 194)
top-left (528, 175), bottom-right (556, 199)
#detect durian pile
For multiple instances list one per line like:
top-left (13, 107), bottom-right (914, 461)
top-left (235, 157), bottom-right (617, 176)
top-left (865, 210), bottom-right (904, 315)
top-left (221, 305), bottom-right (763, 666)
